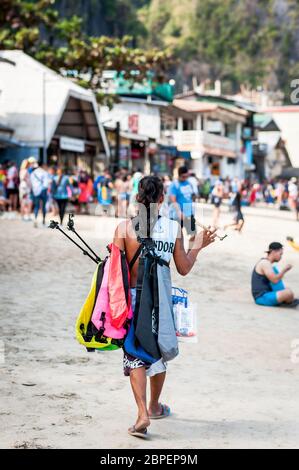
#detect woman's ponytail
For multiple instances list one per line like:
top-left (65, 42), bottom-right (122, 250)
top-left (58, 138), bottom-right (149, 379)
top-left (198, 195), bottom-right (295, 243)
top-left (135, 176), bottom-right (164, 237)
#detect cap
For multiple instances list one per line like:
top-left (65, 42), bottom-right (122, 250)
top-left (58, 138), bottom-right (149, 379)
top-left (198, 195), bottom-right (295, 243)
top-left (266, 242), bottom-right (283, 253)
top-left (28, 156), bottom-right (37, 163)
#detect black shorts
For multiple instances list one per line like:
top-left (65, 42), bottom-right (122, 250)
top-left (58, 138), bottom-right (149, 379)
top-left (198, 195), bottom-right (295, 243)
top-left (212, 196), bottom-right (222, 208)
top-left (7, 188), bottom-right (18, 197)
top-left (235, 210), bottom-right (244, 222)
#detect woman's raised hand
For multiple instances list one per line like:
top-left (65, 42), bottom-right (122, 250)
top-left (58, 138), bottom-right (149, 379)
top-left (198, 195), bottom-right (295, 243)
top-left (193, 226), bottom-right (217, 250)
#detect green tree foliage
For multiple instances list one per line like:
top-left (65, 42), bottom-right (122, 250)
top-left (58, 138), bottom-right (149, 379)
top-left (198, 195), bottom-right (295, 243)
top-left (2, 0), bottom-right (299, 101)
top-left (0, 0), bottom-right (58, 50)
top-left (0, 0), bottom-right (173, 105)
top-left (190, 0), bottom-right (278, 89)
top-left (138, 0), bottom-right (299, 100)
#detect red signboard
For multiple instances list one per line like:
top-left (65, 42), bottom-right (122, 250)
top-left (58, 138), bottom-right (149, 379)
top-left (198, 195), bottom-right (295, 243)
top-left (131, 147), bottom-right (142, 159)
top-left (128, 114), bottom-right (139, 133)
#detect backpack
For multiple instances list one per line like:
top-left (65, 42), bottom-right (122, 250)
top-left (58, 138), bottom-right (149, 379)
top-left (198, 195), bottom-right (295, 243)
top-left (75, 243), bottom-right (137, 352)
top-left (124, 216), bottom-right (179, 363)
top-left (96, 176), bottom-right (112, 204)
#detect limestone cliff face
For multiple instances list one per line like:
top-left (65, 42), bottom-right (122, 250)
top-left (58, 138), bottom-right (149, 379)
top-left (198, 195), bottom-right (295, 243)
top-left (54, 0), bottom-right (148, 37)
top-left (55, 0), bottom-right (108, 36)
top-left (52, 0), bottom-right (298, 97)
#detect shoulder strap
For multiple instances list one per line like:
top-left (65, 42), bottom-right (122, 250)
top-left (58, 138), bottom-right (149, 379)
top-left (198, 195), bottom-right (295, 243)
top-left (129, 245), bottom-right (142, 270)
top-left (32, 170), bottom-right (43, 184)
top-left (128, 216), bottom-right (142, 271)
top-left (57, 174), bottom-right (63, 187)
top-left (129, 215), bottom-right (170, 269)
top-left (128, 214), bottom-right (159, 268)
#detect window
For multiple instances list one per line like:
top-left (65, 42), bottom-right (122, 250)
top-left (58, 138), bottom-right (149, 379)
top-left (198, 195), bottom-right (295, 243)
top-left (183, 120), bottom-right (194, 131)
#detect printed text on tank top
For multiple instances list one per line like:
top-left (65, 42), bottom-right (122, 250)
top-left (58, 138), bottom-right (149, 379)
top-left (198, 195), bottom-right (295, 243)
top-left (151, 216), bottom-right (179, 263)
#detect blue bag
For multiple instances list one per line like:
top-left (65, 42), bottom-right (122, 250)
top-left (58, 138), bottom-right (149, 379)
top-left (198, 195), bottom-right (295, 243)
top-left (124, 320), bottom-right (157, 364)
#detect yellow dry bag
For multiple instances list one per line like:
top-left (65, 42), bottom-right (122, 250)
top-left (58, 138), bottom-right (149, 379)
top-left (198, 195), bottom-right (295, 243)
top-left (75, 260), bottom-right (121, 352)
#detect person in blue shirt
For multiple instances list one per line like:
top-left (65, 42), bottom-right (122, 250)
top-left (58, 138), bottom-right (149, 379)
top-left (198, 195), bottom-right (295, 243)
top-left (51, 167), bottom-right (72, 225)
top-left (168, 166), bottom-right (196, 239)
top-left (94, 169), bottom-right (113, 215)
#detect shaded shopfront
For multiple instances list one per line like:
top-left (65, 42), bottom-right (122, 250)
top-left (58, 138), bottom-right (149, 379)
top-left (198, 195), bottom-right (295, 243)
top-left (0, 50), bottom-right (109, 172)
top-left (46, 94), bottom-right (109, 174)
top-left (46, 95), bottom-right (108, 176)
top-left (105, 126), bottom-right (148, 172)
top-left (153, 145), bottom-right (191, 175)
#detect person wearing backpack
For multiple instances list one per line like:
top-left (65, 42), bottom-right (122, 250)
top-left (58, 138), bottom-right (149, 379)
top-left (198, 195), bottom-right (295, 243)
top-left (29, 161), bottom-right (49, 228)
top-left (113, 175), bottom-right (216, 439)
top-left (94, 169), bottom-right (114, 215)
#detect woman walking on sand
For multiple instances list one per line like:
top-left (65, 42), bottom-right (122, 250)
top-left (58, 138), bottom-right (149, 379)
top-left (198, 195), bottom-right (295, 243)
top-left (113, 176), bottom-right (216, 438)
top-left (19, 159), bottom-right (32, 221)
top-left (6, 161), bottom-right (19, 212)
top-left (211, 179), bottom-right (224, 227)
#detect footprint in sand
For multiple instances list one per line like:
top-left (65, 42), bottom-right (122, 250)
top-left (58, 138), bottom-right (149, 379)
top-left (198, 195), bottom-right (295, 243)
top-left (13, 440), bottom-right (52, 449)
top-left (46, 392), bottom-right (79, 400)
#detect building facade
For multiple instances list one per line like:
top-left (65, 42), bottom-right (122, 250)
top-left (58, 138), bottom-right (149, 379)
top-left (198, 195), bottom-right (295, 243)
top-left (100, 97), bottom-right (169, 173)
top-left (159, 99), bottom-right (248, 180)
top-left (0, 50), bottom-right (109, 174)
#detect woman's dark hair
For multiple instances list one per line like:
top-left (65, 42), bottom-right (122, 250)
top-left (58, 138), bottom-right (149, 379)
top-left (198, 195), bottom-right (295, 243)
top-left (135, 176), bottom-right (164, 238)
top-left (136, 176), bottom-right (164, 207)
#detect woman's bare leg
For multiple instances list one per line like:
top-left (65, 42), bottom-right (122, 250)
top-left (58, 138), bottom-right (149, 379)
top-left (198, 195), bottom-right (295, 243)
top-left (148, 372), bottom-right (166, 416)
top-left (129, 367), bottom-right (150, 430)
top-left (236, 219), bottom-right (244, 232)
top-left (212, 207), bottom-right (220, 227)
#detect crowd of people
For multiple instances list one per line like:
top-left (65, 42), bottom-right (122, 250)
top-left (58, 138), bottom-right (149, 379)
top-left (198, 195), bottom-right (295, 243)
top-left (0, 159), bottom-right (145, 226)
top-left (197, 175), bottom-right (299, 228)
top-left (1, 158), bottom-right (299, 229)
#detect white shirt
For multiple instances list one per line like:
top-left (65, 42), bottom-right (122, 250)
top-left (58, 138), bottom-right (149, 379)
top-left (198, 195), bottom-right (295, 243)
top-left (151, 216), bottom-right (179, 263)
top-left (30, 167), bottom-right (49, 196)
top-left (288, 182), bottom-right (298, 198)
top-left (7, 166), bottom-right (18, 189)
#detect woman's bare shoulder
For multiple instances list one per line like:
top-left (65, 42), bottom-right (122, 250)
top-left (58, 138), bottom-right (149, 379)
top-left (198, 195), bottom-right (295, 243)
top-left (115, 218), bottom-right (135, 239)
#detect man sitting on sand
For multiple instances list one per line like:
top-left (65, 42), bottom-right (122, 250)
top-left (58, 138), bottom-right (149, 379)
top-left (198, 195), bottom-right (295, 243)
top-left (252, 242), bottom-right (298, 307)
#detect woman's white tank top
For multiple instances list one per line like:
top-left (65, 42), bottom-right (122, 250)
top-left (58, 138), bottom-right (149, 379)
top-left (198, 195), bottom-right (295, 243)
top-left (151, 216), bottom-right (179, 263)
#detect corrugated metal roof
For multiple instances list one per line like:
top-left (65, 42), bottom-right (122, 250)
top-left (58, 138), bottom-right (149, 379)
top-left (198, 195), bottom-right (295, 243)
top-left (172, 98), bottom-right (248, 118)
top-left (172, 99), bottom-right (218, 113)
top-left (175, 91), bottom-right (255, 113)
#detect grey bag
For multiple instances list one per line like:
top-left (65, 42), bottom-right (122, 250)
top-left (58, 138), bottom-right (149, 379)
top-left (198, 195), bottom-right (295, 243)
top-left (157, 264), bottom-right (179, 362)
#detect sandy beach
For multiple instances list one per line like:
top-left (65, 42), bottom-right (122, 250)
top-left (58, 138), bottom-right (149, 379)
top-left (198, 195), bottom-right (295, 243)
top-left (1, 206), bottom-right (299, 449)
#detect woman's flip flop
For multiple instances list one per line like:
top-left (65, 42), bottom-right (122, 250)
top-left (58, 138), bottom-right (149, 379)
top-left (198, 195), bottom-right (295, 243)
top-left (149, 404), bottom-right (171, 420)
top-left (128, 425), bottom-right (148, 439)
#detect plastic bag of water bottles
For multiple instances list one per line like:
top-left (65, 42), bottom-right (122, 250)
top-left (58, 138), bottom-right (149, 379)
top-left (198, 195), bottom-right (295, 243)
top-left (172, 287), bottom-right (198, 343)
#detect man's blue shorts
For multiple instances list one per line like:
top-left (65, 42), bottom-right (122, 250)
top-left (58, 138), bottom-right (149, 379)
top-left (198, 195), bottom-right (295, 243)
top-left (255, 291), bottom-right (279, 307)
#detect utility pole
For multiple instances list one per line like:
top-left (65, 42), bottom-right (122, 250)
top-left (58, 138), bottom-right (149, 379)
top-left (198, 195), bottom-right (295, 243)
top-left (114, 121), bottom-right (120, 174)
top-left (42, 71), bottom-right (47, 165)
